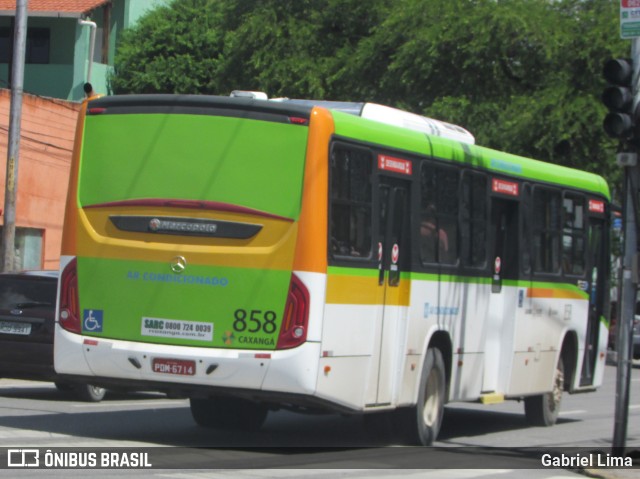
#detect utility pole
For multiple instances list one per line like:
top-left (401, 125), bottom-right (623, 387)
top-left (612, 36), bottom-right (640, 455)
top-left (613, 135), bottom-right (637, 453)
top-left (1, 0), bottom-right (28, 272)
top-left (612, 31), bottom-right (640, 448)
top-left (603, 1), bottom-right (640, 453)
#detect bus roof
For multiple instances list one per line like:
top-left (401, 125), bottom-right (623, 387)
top-left (329, 109), bottom-right (610, 200)
top-left (84, 94), bottom-right (610, 200)
top-left (86, 94), bottom-right (314, 121)
top-left (280, 99), bottom-right (476, 145)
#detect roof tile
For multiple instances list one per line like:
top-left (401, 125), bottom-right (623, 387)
top-left (0, 1), bottom-right (109, 14)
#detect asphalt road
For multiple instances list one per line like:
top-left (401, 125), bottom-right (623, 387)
top-left (0, 362), bottom-right (636, 478)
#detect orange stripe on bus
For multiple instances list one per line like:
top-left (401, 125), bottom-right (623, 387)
top-left (293, 107), bottom-right (334, 273)
top-left (61, 99), bottom-right (92, 256)
top-left (527, 288), bottom-right (585, 300)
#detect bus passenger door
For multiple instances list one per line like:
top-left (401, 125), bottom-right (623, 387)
top-left (366, 176), bottom-right (410, 406)
top-left (484, 197), bottom-right (519, 393)
top-left (580, 216), bottom-right (607, 386)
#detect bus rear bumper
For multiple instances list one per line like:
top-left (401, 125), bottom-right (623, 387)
top-left (54, 327), bottom-right (321, 398)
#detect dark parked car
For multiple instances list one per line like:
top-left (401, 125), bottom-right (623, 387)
top-left (0, 271), bottom-right (106, 401)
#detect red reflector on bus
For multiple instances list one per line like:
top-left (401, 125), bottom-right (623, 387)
top-left (276, 273), bottom-right (310, 350)
top-left (254, 353), bottom-right (271, 359)
top-left (289, 117), bottom-right (309, 125)
top-left (88, 108), bottom-right (107, 115)
top-left (84, 339), bottom-right (99, 346)
top-left (59, 258), bottom-right (81, 334)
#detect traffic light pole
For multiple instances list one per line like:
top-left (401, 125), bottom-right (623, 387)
top-left (614, 146), bottom-right (636, 453)
top-left (612, 36), bottom-right (640, 455)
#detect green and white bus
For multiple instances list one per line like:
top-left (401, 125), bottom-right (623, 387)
top-left (55, 92), bottom-right (610, 445)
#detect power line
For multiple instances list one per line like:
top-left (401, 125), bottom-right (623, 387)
top-left (0, 125), bottom-right (73, 153)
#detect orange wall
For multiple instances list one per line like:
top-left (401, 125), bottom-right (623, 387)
top-left (0, 89), bottom-right (80, 270)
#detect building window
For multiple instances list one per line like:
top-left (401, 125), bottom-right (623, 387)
top-left (0, 27), bottom-right (50, 64)
top-left (0, 30), bottom-right (9, 63)
top-left (0, 227), bottom-right (44, 270)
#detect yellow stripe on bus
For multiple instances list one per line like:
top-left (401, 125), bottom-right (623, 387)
top-left (326, 273), bottom-right (411, 306)
top-left (74, 208), bottom-right (299, 271)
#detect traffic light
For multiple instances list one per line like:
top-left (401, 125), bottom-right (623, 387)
top-left (602, 58), bottom-right (637, 139)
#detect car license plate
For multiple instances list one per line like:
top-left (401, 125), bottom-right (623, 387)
top-left (0, 321), bottom-right (31, 335)
top-left (152, 358), bottom-right (196, 376)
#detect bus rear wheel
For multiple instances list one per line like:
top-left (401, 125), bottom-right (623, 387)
top-left (397, 347), bottom-right (446, 445)
top-left (190, 397), bottom-right (268, 431)
top-left (524, 356), bottom-right (565, 426)
top-left (75, 384), bottom-right (106, 402)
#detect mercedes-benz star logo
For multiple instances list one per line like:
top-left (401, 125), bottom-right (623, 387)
top-left (170, 256), bottom-right (187, 274)
top-left (149, 218), bottom-right (161, 231)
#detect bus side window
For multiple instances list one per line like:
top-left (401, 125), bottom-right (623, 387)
top-left (461, 171), bottom-right (487, 268)
top-left (562, 193), bottom-right (586, 276)
top-left (329, 144), bottom-right (373, 259)
top-left (521, 184), bottom-right (532, 275)
top-left (532, 187), bottom-right (562, 274)
top-left (420, 162), bottom-right (458, 265)
top-left (419, 208), bottom-right (439, 264)
top-left (419, 164), bottom-right (438, 264)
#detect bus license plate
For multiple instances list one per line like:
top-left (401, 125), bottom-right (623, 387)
top-left (152, 358), bottom-right (196, 376)
top-left (0, 321), bottom-right (31, 335)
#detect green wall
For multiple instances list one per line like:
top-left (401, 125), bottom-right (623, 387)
top-left (1, 0), bottom-right (167, 101)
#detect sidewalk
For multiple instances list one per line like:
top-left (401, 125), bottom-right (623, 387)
top-left (585, 470), bottom-right (638, 479)
top-left (597, 352), bottom-right (640, 478)
top-left (584, 448), bottom-right (640, 479)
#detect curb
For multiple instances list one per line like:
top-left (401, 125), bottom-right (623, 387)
top-left (582, 449), bottom-right (640, 479)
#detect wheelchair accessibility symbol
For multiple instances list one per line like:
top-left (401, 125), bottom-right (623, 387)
top-left (83, 309), bottom-right (103, 332)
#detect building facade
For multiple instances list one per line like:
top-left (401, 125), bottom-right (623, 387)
top-left (0, 0), bottom-right (165, 269)
top-left (0, 0), bottom-right (165, 100)
top-left (0, 89), bottom-right (79, 269)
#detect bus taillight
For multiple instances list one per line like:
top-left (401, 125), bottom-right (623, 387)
top-left (59, 258), bottom-right (81, 334)
top-left (276, 273), bottom-right (310, 350)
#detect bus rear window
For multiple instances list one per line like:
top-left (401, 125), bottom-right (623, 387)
top-left (79, 113), bottom-right (308, 220)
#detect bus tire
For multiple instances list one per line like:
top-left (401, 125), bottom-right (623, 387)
top-left (75, 384), bottom-right (106, 402)
top-left (190, 397), bottom-right (268, 431)
top-left (524, 356), bottom-right (564, 427)
top-left (398, 347), bottom-right (446, 446)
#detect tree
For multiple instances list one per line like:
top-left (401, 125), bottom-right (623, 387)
top-left (111, 0), bottom-right (388, 98)
top-left (109, 0), bottom-right (225, 94)
top-left (356, 0), bottom-right (627, 186)
top-left (111, 0), bottom-right (628, 189)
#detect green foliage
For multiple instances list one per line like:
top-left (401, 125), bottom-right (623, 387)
top-left (111, 0), bottom-right (629, 193)
top-left (110, 0), bottom-right (225, 94)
